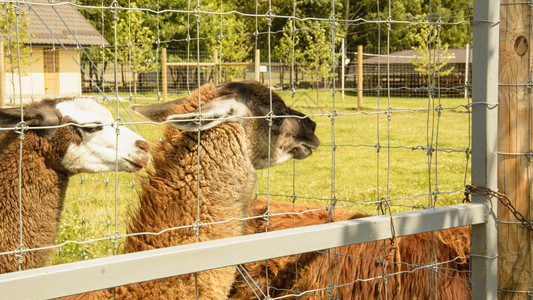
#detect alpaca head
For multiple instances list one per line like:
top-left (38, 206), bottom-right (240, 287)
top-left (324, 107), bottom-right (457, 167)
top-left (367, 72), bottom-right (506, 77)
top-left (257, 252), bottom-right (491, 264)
top-left (131, 81), bottom-right (320, 170)
top-left (0, 98), bottom-right (150, 174)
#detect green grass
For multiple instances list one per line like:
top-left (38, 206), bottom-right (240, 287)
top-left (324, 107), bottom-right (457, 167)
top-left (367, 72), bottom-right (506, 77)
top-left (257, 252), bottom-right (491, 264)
top-left (50, 90), bottom-right (471, 265)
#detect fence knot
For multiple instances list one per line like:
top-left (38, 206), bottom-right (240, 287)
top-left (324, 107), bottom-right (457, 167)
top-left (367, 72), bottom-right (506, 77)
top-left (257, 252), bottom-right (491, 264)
top-left (385, 107), bottom-right (392, 121)
top-left (192, 220), bottom-right (203, 237)
top-left (525, 150), bottom-right (533, 162)
top-left (110, 231), bottom-right (122, 249)
top-left (435, 104), bottom-right (442, 117)
top-left (110, 0), bottom-right (119, 19)
top-left (112, 118), bottom-right (122, 135)
top-left (265, 111), bottom-right (274, 126)
top-left (13, 244), bottom-right (27, 265)
top-left (425, 146), bottom-right (435, 157)
top-left (329, 14), bottom-right (337, 31)
top-left (14, 121), bottom-right (28, 140)
top-left (326, 283), bottom-right (335, 297)
top-left (326, 197), bottom-right (338, 215)
top-left (432, 189), bottom-right (439, 204)
top-left (385, 17), bottom-right (393, 30)
top-left (262, 210), bottom-right (272, 227)
top-left (264, 9), bottom-right (273, 26)
top-left (193, 5), bottom-right (202, 22)
top-left (375, 143), bottom-right (382, 153)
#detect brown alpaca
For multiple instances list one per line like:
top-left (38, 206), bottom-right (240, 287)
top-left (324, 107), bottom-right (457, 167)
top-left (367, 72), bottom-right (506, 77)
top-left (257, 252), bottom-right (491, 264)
top-left (230, 198), bottom-right (471, 299)
top-left (0, 98), bottom-right (150, 274)
top-left (66, 81), bottom-right (320, 299)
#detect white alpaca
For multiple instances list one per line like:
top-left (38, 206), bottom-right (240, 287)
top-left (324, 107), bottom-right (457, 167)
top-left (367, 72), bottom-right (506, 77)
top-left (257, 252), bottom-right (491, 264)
top-left (0, 98), bottom-right (150, 273)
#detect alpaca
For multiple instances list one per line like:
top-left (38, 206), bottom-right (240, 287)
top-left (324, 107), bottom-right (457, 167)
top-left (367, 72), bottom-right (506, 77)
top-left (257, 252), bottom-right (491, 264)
top-left (230, 198), bottom-right (471, 299)
top-left (66, 80), bottom-right (320, 299)
top-left (0, 98), bottom-right (150, 274)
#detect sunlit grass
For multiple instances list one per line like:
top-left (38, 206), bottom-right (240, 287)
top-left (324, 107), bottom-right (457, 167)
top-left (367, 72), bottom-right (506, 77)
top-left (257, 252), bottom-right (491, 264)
top-left (51, 90), bottom-right (471, 265)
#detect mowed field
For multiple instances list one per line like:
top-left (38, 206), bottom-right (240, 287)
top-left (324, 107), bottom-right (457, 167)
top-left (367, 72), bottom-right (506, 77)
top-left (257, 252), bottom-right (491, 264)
top-left (50, 90), bottom-right (471, 264)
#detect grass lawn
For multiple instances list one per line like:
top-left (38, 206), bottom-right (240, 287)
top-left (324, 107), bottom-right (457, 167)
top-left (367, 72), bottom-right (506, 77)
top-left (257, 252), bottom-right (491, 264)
top-left (50, 89), bottom-right (472, 265)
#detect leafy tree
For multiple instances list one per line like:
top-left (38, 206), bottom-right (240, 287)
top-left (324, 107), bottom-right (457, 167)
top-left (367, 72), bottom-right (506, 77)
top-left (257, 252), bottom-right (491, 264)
top-left (410, 14), bottom-right (456, 79)
top-left (411, 46), bottom-right (455, 77)
top-left (113, 5), bottom-right (156, 99)
top-left (299, 21), bottom-right (334, 89)
top-left (344, 0), bottom-right (471, 53)
top-left (218, 16), bottom-right (253, 82)
top-left (0, 3), bottom-right (32, 98)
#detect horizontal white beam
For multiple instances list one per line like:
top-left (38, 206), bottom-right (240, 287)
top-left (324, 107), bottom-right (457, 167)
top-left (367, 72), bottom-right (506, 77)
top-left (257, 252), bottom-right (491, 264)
top-left (0, 203), bottom-right (486, 299)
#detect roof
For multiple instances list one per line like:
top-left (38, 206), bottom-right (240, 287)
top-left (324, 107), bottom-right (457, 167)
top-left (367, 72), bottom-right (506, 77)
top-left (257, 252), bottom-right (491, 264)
top-left (4, 0), bottom-right (108, 47)
top-left (362, 48), bottom-right (472, 64)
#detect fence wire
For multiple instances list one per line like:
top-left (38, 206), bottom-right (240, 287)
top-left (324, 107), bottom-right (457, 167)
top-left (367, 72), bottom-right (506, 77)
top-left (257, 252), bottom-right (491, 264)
top-left (0, 0), bottom-right (481, 298)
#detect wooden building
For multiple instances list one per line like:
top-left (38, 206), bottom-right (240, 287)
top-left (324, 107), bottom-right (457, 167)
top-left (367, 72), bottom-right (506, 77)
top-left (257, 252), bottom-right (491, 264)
top-left (345, 48), bottom-right (472, 98)
top-left (1, 0), bottom-right (108, 104)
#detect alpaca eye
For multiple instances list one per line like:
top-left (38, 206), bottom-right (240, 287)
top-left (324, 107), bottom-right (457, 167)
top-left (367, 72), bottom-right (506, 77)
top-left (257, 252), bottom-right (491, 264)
top-left (80, 124), bottom-right (103, 133)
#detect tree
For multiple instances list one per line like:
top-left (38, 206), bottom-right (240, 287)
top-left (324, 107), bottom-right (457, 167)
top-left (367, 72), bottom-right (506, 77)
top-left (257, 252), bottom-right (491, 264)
top-left (344, 0), bottom-right (471, 53)
top-left (411, 46), bottom-right (455, 77)
top-left (113, 5), bottom-right (156, 99)
top-left (0, 3), bottom-right (32, 100)
top-left (300, 21), bottom-right (334, 89)
top-left (410, 19), bottom-right (455, 78)
top-left (218, 17), bottom-right (253, 82)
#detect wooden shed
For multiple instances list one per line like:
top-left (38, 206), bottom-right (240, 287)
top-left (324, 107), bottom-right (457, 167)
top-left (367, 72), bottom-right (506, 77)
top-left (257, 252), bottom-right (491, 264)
top-left (0, 0), bottom-right (108, 104)
top-left (345, 48), bottom-right (472, 97)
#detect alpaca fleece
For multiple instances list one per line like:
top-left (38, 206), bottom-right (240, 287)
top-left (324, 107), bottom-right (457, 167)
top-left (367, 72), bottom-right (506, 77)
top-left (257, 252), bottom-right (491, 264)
top-left (229, 199), bottom-right (471, 299)
top-left (0, 98), bottom-right (149, 274)
top-left (0, 125), bottom-right (76, 273)
top-left (69, 84), bottom-right (256, 299)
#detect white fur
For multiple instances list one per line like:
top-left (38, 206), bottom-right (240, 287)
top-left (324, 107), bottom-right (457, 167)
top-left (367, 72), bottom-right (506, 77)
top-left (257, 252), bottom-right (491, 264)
top-left (167, 98), bottom-right (250, 132)
top-left (57, 99), bottom-right (147, 174)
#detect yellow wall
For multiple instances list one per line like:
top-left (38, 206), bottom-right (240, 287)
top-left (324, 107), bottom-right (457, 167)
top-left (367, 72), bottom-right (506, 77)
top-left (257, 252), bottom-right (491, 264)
top-left (4, 47), bottom-right (81, 102)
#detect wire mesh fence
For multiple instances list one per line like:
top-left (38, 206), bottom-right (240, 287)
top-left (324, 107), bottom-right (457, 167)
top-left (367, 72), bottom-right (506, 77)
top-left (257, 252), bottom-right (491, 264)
top-left (0, 0), bottom-right (506, 298)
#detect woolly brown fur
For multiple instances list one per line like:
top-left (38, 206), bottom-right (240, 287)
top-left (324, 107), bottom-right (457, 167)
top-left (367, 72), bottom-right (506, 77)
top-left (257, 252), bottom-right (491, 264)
top-left (229, 198), bottom-right (471, 299)
top-left (68, 84), bottom-right (257, 299)
top-left (0, 105), bottom-right (80, 273)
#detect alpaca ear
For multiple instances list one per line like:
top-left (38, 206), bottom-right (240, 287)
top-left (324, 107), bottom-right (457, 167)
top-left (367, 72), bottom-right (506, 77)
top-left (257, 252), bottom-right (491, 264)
top-left (130, 98), bottom-right (187, 122)
top-left (166, 98), bottom-right (249, 132)
top-left (0, 105), bottom-right (60, 135)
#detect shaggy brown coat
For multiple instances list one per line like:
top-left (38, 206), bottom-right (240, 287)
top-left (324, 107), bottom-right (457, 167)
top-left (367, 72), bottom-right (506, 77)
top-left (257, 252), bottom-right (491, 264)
top-left (229, 199), bottom-right (471, 299)
top-left (0, 99), bottom-right (149, 274)
top-left (0, 105), bottom-right (75, 273)
top-left (69, 85), bottom-right (257, 299)
top-left (66, 81), bottom-right (319, 299)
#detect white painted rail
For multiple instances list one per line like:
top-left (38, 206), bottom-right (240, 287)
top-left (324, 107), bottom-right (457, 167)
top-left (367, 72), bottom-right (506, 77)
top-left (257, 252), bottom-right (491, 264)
top-left (0, 203), bottom-right (486, 300)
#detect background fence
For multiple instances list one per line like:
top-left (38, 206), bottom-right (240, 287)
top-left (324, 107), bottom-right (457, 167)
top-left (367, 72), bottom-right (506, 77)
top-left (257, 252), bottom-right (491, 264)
top-left (79, 48), bottom-right (472, 99)
top-left (0, 0), bottom-right (526, 299)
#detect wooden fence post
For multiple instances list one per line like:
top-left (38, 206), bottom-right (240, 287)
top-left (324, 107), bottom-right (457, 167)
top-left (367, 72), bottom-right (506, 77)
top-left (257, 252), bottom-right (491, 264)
top-left (255, 49), bottom-right (260, 82)
top-left (0, 41), bottom-right (5, 107)
top-left (161, 47), bottom-right (168, 102)
top-left (341, 38), bottom-right (345, 101)
top-left (213, 49), bottom-right (218, 85)
top-left (498, 1), bottom-right (532, 298)
top-left (357, 45), bottom-right (363, 108)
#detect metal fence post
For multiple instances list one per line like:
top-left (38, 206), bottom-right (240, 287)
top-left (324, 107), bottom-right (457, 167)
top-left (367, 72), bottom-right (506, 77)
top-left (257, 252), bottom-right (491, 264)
top-left (471, 0), bottom-right (499, 299)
